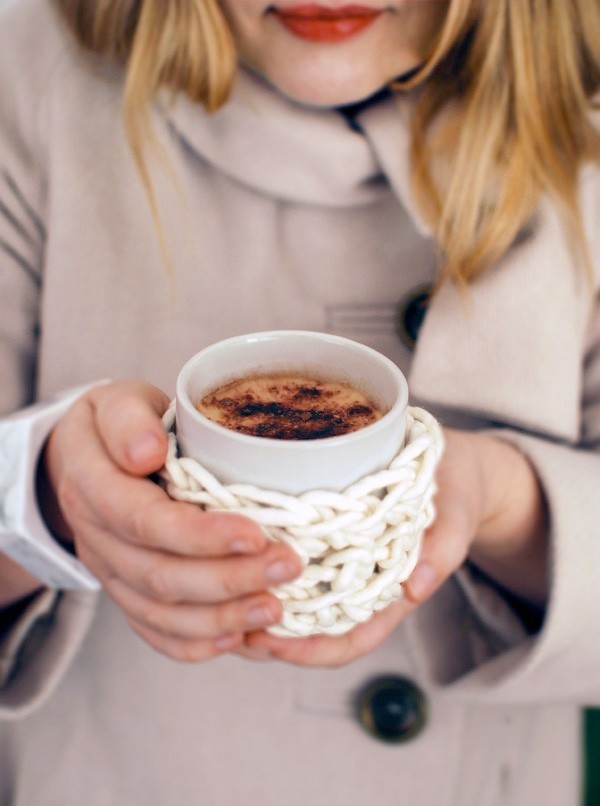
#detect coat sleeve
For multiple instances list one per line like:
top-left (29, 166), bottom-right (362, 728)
top-left (0, 0), bottom-right (99, 719)
top-left (408, 168), bottom-right (600, 705)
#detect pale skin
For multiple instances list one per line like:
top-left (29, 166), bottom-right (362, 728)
top-left (1, 0), bottom-right (549, 666)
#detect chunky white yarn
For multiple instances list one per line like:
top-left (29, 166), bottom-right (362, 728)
top-left (160, 405), bottom-right (444, 637)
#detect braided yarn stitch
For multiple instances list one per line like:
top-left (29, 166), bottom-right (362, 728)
top-left (160, 405), bottom-right (444, 637)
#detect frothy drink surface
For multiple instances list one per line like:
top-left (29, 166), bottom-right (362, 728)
top-left (196, 373), bottom-right (384, 440)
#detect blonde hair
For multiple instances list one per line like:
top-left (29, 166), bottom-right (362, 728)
top-left (54, 0), bottom-right (600, 285)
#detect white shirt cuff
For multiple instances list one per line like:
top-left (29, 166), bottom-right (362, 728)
top-left (0, 386), bottom-right (103, 590)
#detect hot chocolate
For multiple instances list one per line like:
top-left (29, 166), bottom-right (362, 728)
top-left (196, 372), bottom-right (385, 440)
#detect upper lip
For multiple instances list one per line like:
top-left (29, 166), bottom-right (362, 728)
top-left (271, 4), bottom-right (383, 18)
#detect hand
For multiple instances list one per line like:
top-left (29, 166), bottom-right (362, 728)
top-left (244, 427), bottom-right (549, 667)
top-left (38, 380), bottom-right (303, 663)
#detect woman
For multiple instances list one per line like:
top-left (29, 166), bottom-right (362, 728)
top-left (0, 0), bottom-right (598, 803)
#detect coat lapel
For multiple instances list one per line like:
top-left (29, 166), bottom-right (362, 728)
top-left (409, 197), bottom-right (588, 442)
top-left (359, 98), bottom-right (588, 443)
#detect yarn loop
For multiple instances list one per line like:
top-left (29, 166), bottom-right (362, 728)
top-left (160, 405), bottom-right (444, 636)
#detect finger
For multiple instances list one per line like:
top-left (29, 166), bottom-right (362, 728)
top-left (90, 470), bottom-right (268, 557)
top-left (90, 381), bottom-right (171, 476)
top-left (104, 576), bottom-right (283, 639)
top-left (127, 618), bottom-right (244, 663)
top-left (83, 524), bottom-right (302, 604)
top-left (233, 645), bottom-right (275, 662)
top-left (59, 400), bottom-right (268, 557)
top-left (101, 484), bottom-right (269, 558)
top-left (246, 597), bottom-right (413, 667)
top-left (403, 493), bottom-right (474, 605)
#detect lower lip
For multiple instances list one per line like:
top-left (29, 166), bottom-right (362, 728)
top-left (272, 6), bottom-right (382, 43)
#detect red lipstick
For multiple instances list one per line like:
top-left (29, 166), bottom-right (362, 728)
top-left (272, 5), bottom-right (383, 43)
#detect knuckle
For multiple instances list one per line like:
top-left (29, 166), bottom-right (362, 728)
top-left (94, 380), bottom-right (129, 409)
top-left (153, 503), bottom-right (182, 544)
top-left (126, 500), bottom-right (174, 549)
top-left (142, 602), bottom-right (170, 634)
top-left (125, 506), bottom-right (149, 544)
top-left (213, 603), bottom-right (237, 635)
top-left (220, 564), bottom-right (247, 599)
top-left (146, 560), bottom-right (177, 603)
top-left (99, 382), bottom-right (164, 430)
top-left (172, 640), bottom-right (211, 664)
top-left (68, 395), bottom-right (92, 422)
top-left (439, 540), bottom-right (468, 575)
top-left (56, 474), bottom-right (85, 522)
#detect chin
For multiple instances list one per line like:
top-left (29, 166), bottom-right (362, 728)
top-left (284, 84), bottom-right (385, 108)
top-left (263, 69), bottom-right (389, 109)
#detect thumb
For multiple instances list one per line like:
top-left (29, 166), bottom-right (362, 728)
top-left (403, 493), bottom-right (474, 605)
top-left (90, 381), bottom-right (171, 476)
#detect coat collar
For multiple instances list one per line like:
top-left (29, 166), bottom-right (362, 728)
top-left (164, 68), bottom-right (387, 208)
top-left (356, 95), bottom-right (432, 237)
top-left (407, 196), bottom-right (590, 443)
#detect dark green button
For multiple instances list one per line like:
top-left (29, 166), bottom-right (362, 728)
top-left (355, 675), bottom-right (428, 743)
top-left (395, 284), bottom-right (432, 350)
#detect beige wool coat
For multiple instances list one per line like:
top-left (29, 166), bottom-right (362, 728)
top-left (1, 1), bottom-right (599, 804)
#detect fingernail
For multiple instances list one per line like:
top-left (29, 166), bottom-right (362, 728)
top-left (245, 603), bottom-right (278, 628)
top-left (266, 560), bottom-right (298, 584)
top-left (407, 562), bottom-right (437, 601)
top-left (128, 431), bottom-right (162, 464)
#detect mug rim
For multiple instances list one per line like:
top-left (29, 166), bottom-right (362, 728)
top-left (175, 330), bottom-right (408, 452)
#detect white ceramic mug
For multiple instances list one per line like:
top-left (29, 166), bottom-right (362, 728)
top-left (175, 331), bottom-right (408, 495)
